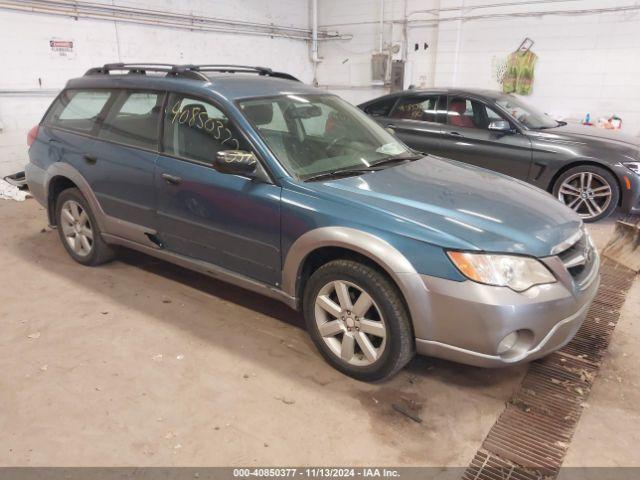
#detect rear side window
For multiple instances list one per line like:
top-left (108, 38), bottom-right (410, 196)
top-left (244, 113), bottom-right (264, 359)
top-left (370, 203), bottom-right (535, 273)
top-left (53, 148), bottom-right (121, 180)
top-left (98, 90), bottom-right (162, 149)
top-left (45, 90), bottom-right (112, 133)
top-left (363, 97), bottom-right (397, 117)
top-left (390, 95), bottom-right (444, 123)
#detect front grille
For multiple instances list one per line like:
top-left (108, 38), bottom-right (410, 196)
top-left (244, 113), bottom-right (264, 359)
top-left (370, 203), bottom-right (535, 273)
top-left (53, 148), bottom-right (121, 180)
top-left (556, 231), bottom-right (597, 288)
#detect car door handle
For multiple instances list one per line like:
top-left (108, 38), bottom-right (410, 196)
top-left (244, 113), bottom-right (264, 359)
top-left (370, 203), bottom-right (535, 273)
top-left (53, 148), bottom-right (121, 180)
top-left (447, 131), bottom-right (464, 137)
top-left (83, 154), bottom-right (97, 165)
top-left (161, 173), bottom-right (182, 185)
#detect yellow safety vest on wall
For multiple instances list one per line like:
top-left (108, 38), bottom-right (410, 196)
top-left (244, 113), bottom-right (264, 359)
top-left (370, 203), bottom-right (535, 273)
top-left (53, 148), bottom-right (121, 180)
top-left (503, 50), bottom-right (537, 95)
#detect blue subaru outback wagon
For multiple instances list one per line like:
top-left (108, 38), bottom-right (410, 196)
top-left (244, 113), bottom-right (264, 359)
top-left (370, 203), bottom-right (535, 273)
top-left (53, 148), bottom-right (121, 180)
top-left (26, 63), bottom-right (599, 381)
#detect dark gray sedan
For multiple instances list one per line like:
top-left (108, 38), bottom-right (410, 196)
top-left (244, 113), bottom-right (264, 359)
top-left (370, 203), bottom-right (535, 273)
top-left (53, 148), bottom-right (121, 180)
top-left (359, 89), bottom-right (640, 221)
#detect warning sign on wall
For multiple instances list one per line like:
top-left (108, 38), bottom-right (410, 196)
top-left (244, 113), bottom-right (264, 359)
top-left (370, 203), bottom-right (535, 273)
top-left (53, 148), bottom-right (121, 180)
top-left (50, 38), bottom-right (76, 59)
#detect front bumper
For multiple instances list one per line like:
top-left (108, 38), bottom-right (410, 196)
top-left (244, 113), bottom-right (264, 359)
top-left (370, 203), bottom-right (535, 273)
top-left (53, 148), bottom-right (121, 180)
top-left (414, 253), bottom-right (600, 367)
top-left (618, 167), bottom-right (640, 214)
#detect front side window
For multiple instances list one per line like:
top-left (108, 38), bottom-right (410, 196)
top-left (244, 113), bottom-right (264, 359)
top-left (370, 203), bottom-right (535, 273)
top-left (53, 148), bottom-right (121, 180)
top-left (447, 97), bottom-right (478, 128)
top-left (239, 94), bottom-right (413, 180)
top-left (390, 95), bottom-right (443, 123)
top-left (485, 106), bottom-right (503, 122)
top-left (45, 89), bottom-right (112, 133)
top-left (494, 95), bottom-right (558, 129)
top-left (98, 90), bottom-right (162, 149)
top-left (447, 97), bottom-right (508, 130)
top-left (162, 94), bottom-right (248, 163)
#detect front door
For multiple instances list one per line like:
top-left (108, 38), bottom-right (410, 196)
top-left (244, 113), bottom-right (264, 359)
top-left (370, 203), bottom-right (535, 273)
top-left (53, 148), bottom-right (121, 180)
top-left (155, 93), bottom-right (281, 286)
top-left (440, 96), bottom-right (533, 180)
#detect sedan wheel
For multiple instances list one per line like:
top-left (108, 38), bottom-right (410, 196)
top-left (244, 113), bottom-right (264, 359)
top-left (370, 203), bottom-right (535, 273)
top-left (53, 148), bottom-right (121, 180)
top-left (60, 199), bottom-right (94, 257)
top-left (557, 171), bottom-right (612, 220)
top-left (314, 280), bottom-right (387, 367)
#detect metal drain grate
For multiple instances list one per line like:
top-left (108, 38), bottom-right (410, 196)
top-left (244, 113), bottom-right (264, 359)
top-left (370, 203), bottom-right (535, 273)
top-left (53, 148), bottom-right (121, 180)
top-left (464, 258), bottom-right (636, 479)
top-left (464, 450), bottom-right (544, 480)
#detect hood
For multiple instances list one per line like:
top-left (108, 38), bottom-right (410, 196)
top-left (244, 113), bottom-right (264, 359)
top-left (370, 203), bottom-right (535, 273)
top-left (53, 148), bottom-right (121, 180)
top-left (309, 156), bottom-right (582, 257)
top-left (536, 123), bottom-right (640, 150)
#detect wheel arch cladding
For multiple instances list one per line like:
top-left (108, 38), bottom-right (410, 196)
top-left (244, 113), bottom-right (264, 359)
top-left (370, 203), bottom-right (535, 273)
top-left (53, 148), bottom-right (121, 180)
top-left (44, 162), bottom-right (108, 231)
top-left (47, 175), bottom-right (78, 225)
top-left (549, 160), bottom-right (622, 206)
top-left (281, 227), bottom-right (435, 340)
top-left (295, 246), bottom-right (404, 308)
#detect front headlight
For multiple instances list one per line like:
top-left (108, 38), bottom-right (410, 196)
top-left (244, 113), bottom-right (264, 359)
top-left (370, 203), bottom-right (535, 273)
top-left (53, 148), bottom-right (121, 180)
top-left (623, 161), bottom-right (640, 175)
top-left (447, 251), bottom-right (556, 292)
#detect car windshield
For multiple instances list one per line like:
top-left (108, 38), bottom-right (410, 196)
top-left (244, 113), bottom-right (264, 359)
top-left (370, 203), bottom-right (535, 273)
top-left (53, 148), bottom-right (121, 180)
top-left (238, 94), bottom-right (414, 180)
top-left (495, 95), bottom-right (558, 129)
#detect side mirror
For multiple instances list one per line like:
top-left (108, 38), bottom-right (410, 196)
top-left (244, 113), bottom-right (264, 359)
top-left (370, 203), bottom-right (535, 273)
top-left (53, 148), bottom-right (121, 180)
top-left (213, 150), bottom-right (257, 176)
top-left (488, 120), bottom-right (514, 133)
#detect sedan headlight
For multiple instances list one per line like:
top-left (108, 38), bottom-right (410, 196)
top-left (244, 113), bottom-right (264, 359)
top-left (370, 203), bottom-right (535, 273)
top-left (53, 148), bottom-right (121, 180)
top-left (623, 161), bottom-right (640, 175)
top-left (447, 251), bottom-right (556, 292)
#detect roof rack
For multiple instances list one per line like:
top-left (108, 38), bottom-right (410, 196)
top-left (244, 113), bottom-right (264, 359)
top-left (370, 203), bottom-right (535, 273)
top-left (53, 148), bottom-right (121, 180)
top-left (84, 63), bottom-right (300, 82)
top-left (197, 65), bottom-right (300, 81)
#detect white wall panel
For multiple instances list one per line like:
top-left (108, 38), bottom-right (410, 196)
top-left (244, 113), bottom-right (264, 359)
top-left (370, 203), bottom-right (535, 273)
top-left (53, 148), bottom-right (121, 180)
top-left (0, 0), bottom-right (312, 175)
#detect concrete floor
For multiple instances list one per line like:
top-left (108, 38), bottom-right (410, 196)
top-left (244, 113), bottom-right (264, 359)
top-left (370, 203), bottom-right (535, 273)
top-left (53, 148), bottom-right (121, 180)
top-left (564, 268), bottom-right (640, 467)
top-left (0, 198), bottom-right (637, 467)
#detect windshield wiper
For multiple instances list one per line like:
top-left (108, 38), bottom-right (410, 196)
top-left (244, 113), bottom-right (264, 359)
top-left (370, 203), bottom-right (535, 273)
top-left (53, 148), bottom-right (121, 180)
top-left (370, 152), bottom-right (424, 168)
top-left (303, 151), bottom-right (424, 182)
top-left (303, 167), bottom-right (375, 182)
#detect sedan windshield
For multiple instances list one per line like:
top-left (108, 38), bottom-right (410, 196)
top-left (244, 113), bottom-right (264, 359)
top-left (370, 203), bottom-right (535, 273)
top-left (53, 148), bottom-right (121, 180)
top-left (238, 94), bottom-right (414, 180)
top-left (495, 95), bottom-right (558, 129)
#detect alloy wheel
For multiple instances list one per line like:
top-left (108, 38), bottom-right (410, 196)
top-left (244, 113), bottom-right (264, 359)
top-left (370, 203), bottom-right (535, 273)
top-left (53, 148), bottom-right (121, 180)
top-left (60, 200), bottom-right (94, 257)
top-left (557, 172), bottom-right (612, 219)
top-left (314, 280), bottom-right (387, 366)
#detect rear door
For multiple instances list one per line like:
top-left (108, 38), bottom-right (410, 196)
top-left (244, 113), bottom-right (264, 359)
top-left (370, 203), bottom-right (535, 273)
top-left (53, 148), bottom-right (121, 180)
top-left (155, 93), bottom-right (281, 286)
top-left (89, 89), bottom-right (163, 229)
top-left (439, 95), bottom-right (533, 179)
top-left (42, 89), bottom-right (112, 188)
top-left (383, 94), bottom-right (448, 156)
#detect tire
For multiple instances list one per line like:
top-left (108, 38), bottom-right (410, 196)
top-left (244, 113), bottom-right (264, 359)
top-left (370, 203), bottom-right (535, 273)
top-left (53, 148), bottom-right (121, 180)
top-left (55, 188), bottom-right (115, 266)
top-left (552, 165), bottom-right (619, 222)
top-left (303, 259), bottom-right (414, 381)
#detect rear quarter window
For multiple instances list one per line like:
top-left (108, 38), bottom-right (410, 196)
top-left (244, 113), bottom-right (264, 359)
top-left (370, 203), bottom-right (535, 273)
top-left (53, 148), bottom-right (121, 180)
top-left (45, 90), bottom-right (112, 133)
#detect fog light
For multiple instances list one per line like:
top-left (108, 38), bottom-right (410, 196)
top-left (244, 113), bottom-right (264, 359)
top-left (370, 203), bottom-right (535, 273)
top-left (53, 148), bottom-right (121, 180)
top-left (497, 331), bottom-right (519, 355)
